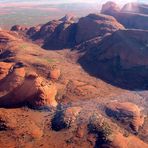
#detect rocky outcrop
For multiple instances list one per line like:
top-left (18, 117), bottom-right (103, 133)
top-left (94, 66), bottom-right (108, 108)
top-left (75, 13), bottom-right (124, 44)
top-left (48, 65), bottom-right (61, 80)
top-left (43, 13), bottom-right (124, 48)
top-left (11, 25), bottom-right (28, 32)
top-left (26, 25), bottom-right (41, 37)
top-left (121, 3), bottom-right (148, 15)
top-left (0, 62), bottom-right (13, 80)
top-left (101, 1), bottom-right (120, 15)
top-left (88, 113), bottom-right (148, 148)
top-left (31, 20), bottom-right (61, 42)
top-left (0, 64), bottom-right (57, 108)
top-left (105, 102), bottom-right (145, 132)
top-left (0, 30), bottom-right (19, 43)
top-left (43, 20), bottom-right (77, 49)
top-left (101, 2), bottom-right (148, 30)
top-left (51, 106), bottom-right (81, 131)
top-left (59, 14), bottom-right (78, 22)
top-left (9, 13), bottom-right (125, 49)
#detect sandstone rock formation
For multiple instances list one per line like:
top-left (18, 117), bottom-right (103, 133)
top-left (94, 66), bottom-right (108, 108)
top-left (51, 106), bottom-right (81, 131)
top-left (59, 14), bottom-right (78, 22)
top-left (75, 13), bottom-right (124, 44)
top-left (43, 20), bottom-right (77, 49)
top-left (0, 64), bottom-right (57, 108)
top-left (121, 2), bottom-right (148, 15)
top-left (101, 1), bottom-right (148, 30)
top-left (26, 25), bottom-right (41, 37)
top-left (101, 1), bottom-right (120, 15)
top-left (105, 102), bottom-right (144, 132)
top-left (29, 20), bottom-right (61, 43)
top-left (79, 29), bottom-right (148, 89)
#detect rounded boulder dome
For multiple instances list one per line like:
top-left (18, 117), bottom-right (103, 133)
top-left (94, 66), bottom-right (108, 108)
top-left (101, 1), bottom-right (120, 15)
top-left (76, 13), bottom-right (124, 44)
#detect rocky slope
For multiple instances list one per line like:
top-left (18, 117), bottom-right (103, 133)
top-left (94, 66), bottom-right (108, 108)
top-left (79, 29), bottom-right (148, 90)
top-left (0, 4), bottom-right (148, 147)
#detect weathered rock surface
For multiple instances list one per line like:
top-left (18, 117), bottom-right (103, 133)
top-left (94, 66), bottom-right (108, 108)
top-left (0, 62), bottom-right (13, 80)
top-left (0, 65), bottom-right (57, 108)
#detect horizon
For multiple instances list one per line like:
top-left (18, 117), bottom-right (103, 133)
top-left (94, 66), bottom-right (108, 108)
top-left (0, 0), bottom-right (147, 29)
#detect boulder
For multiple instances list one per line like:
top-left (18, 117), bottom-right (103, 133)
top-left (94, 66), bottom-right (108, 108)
top-left (51, 106), bottom-right (81, 131)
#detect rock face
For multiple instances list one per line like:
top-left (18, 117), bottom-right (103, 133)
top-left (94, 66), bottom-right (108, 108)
top-left (31, 20), bottom-right (61, 41)
top-left (0, 62), bottom-right (13, 80)
top-left (101, 2), bottom-right (148, 30)
top-left (11, 25), bottom-right (28, 32)
top-left (43, 21), bottom-right (77, 49)
top-left (75, 13), bottom-right (124, 44)
top-left (79, 29), bottom-right (148, 89)
top-left (105, 102), bottom-right (144, 132)
top-left (26, 25), bottom-right (41, 37)
top-left (121, 3), bottom-right (148, 15)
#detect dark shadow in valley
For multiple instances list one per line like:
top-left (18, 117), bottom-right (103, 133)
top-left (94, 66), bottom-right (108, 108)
top-left (42, 23), bottom-right (77, 50)
top-left (78, 54), bottom-right (148, 91)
